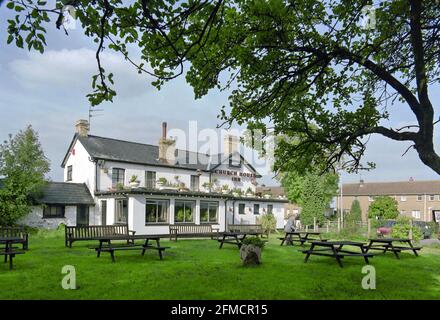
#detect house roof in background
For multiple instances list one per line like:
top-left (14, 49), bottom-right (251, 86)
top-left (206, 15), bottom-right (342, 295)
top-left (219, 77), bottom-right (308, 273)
top-left (342, 180), bottom-right (440, 196)
top-left (36, 182), bottom-right (95, 205)
top-left (61, 134), bottom-right (261, 176)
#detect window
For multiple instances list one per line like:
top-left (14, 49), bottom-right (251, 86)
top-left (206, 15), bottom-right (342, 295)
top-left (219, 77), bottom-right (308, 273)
top-left (67, 166), bottom-right (72, 181)
top-left (175, 200), bottom-right (195, 223)
top-left (412, 210), bottom-right (421, 219)
top-left (43, 205), bottom-right (65, 218)
top-left (145, 199), bottom-right (169, 224)
top-left (417, 195), bottom-right (423, 201)
top-left (253, 204), bottom-right (260, 215)
top-left (101, 200), bottom-right (107, 226)
top-left (267, 204), bottom-right (273, 214)
top-left (200, 201), bottom-right (218, 223)
top-left (112, 168), bottom-right (125, 187)
top-left (115, 199), bottom-right (128, 224)
top-left (400, 196), bottom-right (407, 202)
top-left (238, 203), bottom-right (245, 215)
top-left (190, 175), bottom-right (200, 192)
top-left (145, 171), bottom-right (156, 189)
top-left (429, 195), bottom-right (435, 201)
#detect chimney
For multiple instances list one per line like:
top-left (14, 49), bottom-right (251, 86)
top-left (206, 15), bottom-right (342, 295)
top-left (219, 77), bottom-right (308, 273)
top-left (158, 122), bottom-right (176, 165)
top-left (224, 134), bottom-right (239, 155)
top-left (75, 119), bottom-right (89, 137)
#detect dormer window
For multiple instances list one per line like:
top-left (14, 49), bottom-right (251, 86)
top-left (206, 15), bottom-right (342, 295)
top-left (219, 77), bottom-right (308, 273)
top-left (229, 154), bottom-right (241, 168)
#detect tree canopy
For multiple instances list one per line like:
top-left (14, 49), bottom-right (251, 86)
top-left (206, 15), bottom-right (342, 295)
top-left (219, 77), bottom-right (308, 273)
top-left (0, 126), bottom-right (50, 225)
top-left (281, 171), bottom-right (338, 226)
top-left (368, 196), bottom-right (399, 220)
top-left (5, 0), bottom-right (440, 174)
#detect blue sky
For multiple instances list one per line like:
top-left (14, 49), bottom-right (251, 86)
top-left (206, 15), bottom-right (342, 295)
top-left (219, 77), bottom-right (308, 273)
top-left (1, 4), bottom-right (439, 186)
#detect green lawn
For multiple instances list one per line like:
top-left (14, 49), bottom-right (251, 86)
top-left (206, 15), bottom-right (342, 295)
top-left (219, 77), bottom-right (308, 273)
top-left (1, 229), bottom-right (440, 299)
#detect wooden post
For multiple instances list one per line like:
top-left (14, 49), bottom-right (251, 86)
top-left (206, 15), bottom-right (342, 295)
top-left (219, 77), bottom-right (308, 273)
top-left (326, 221), bottom-right (329, 233)
top-left (367, 219), bottom-right (371, 238)
top-left (337, 218), bottom-right (340, 233)
top-left (313, 217), bottom-right (316, 232)
top-left (306, 225), bottom-right (309, 232)
top-left (409, 219), bottom-right (413, 240)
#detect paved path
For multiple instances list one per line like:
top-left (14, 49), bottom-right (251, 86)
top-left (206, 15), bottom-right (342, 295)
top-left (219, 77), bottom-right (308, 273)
top-left (420, 239), bottom-right (440, 246)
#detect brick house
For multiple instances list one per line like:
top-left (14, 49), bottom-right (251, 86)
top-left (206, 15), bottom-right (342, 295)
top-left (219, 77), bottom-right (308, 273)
top-left (336, 179), bottom-right (440, 223)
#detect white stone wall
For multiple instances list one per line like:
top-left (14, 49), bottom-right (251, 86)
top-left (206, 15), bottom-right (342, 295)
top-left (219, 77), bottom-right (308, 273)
top-left (231, 201), bottom-right (285, 229)
top-left (63, 139), bottom-right (96, 192)
top-left (20, 206), bottom-right (77, 229)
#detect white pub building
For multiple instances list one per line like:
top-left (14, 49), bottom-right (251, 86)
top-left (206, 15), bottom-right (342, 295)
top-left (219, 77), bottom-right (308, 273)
top-left (29, 120), bottom-right (287, 235)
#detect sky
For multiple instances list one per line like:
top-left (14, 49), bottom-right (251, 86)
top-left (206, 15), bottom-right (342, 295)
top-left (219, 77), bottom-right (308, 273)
top-left (1, 4), bottom-right (440, 187)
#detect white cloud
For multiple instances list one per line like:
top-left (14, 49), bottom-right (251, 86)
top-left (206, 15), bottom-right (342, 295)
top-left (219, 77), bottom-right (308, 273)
top-left (8, 48), bottom-right (153, 98)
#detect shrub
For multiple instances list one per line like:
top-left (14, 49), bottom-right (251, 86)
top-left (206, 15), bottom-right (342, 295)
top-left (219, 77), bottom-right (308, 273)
top-left (391, 216), bottom-right (423, 241)
top-left (242, 236), bottom-right (265, 248)
top-left (260, 213), bottom-right (277, 235)
top-left (368, 196), bottom-right (399, 219)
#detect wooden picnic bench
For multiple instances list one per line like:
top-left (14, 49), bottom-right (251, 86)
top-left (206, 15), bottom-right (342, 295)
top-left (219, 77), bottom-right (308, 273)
top-left (279, 231), bottom-right (325, 246)
top-left (0, 227), bottom-right (29, 250)
top-left (169, 224), bottom-right (219, 241)
top-left (366, 238), bottom-right (422, 259)
top-left (90, 235), bottom-right (170, 263)
top-left (228, 224), bottom-right (268, 238)
top-left (302, 240), bottom-right (374, 268)
top-left (0, 236), bottom-right (26, 270)
top-left (218, 232), bottom-right (267, 249)
top-left (65, 224), bottom-right (136, 248)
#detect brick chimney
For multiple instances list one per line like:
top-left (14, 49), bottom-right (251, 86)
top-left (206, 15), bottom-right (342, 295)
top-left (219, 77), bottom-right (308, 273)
top-left (75, 119), bottom-right (89, 137)
top-left (224, 134), bottom-right (239, 155)
top-left (158, 122), bottom-right (176, 164)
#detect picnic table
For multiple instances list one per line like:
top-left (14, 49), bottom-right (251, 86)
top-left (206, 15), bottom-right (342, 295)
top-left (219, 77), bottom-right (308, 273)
top-left (302, 240), bottom-right (374, 268)
top-left (90, 234), bottom-right (169, 262)
top-left (0, 236), bottom-right (26, 270)
top-left (366, 238), bottom-right (421, 259)
top-left (279, 231), bottom-right (324, 246)
top-left (218, 232), bottom-right (263, 249)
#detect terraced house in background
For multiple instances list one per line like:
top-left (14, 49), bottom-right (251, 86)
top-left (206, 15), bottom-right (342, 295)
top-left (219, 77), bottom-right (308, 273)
top-left (336, 179), bottom-right (440, 223)
top-left (22, 120), bottom-right (288, 234)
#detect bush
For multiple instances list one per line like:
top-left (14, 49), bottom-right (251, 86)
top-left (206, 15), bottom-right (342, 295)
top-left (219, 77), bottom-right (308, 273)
top-left (368, 196), bottom-right (399, 219)
top-left (260, 213), bottom-right (277, 235)
top-left (242, 236), bottom-right (265, 248)
top-left (391, 216), bottom-right (423, 241)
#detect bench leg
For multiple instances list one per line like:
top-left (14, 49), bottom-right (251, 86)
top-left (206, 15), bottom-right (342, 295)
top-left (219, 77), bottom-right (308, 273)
top-left (9, 255), bottom-right (14, 270)
top-left (158, 249), bottom-right (163, 260)
top-left (304, 244), bottom-right (315, 263)
top-left (110, 250), bottom-right (115, 263)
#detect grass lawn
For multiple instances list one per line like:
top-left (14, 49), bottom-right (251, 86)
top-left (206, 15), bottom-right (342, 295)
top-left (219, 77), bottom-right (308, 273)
top-left (0, 229), bottom-right (440, 299)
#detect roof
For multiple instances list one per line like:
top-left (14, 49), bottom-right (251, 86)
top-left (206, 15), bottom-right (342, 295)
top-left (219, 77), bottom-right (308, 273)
top-left (94, 187), bottom-right (288, 202)
top-left (341, 180), bottom-right (440, 196)
top-left (256, 186), bottom-right (285, 197)
top-left (61, 134), bottom-right (261, 176)
top-left (36, 182), bottom-right (95, 205)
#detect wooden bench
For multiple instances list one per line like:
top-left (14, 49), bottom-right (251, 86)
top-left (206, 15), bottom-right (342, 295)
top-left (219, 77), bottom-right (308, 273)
top-left (0, 251), bottom-right (25, 270)
top-left (169, 224), bottom-right (219, 241)
top-left (228, 224), bottom-right (268, 238)
top-left (91, 235), bottom-right (169, 262)
top-left (0, 227), bottom-right (29, 250)
top-left (65, 225), bottom-right (136, 248)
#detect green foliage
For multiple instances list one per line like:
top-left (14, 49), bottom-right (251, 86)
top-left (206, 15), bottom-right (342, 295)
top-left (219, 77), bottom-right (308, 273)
top-left (260, 213), bottom-right (276, 235)
top-left (5, 1), bottom-right (440, 173)
top-left (346, 199), bottom-right (362, 229)
top-left (368, 196), bottom-right (399, 220)
top-left (391, 216), bottom-right (422, 242)
top-left (116, 182), bottom-right (125, 190)
top-left (281, 171), bottom-right (338, 226)
top-left (0, 126), bottom-right (50, 226)
top-left (241, 236), bottom-right (265, 248)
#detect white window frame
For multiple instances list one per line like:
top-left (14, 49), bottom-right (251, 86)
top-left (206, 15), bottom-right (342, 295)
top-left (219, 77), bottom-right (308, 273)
top-left (417, 195), bottom-right (423, 201)
top-left (400, 195), bottom-right (407, 202)
top-left (412, 210), bottom-right (421, 219)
